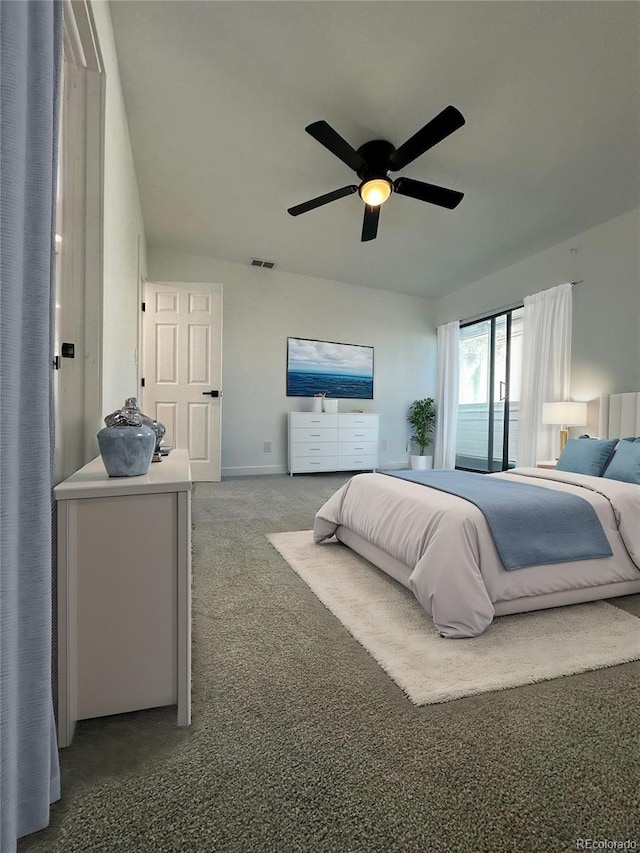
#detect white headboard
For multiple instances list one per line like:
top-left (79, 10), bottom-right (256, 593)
top-left (599, 392), bottom-right (640, 438)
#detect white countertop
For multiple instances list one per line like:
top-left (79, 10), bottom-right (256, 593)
top-left (54, 449), bottom-right (192, 500)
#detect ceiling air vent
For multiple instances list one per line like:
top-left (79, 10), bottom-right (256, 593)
top-left (250, 258), bottom-right (276, 269)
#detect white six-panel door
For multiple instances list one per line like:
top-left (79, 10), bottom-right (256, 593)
top-left (143, 282), bottom-right (222, 481)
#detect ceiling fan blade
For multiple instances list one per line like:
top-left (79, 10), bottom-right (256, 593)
top-left (305, 121), bottom-right (367, 173)
top-left (361, 204), bottom-right (380, 242)
top-left (287, 185), bottom-right (358, 217)
top-left (393, 177), bottom-right (464, 209)
top-left (389, 106), bottom-right (465, 171)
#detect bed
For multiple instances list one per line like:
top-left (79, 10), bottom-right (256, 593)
top-left (314, 392), bottom-right (640, 638)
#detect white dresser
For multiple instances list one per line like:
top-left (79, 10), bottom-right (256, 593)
top-left (288, 411), bottom-right (379, 474)
top-left (54, 450), bottom-right (192, 747)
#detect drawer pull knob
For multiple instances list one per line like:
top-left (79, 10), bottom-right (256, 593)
top-left (354, 447), bottom-right (364, 450)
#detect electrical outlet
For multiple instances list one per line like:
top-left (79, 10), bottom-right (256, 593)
top-left (263, 441), bottom-right (272, 453)
top-left (380, 439), bottom-right (388, 451)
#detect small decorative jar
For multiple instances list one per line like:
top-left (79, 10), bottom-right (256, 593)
top-left (97, 424), bottom-right (156, 477)
top-left (104, 397), bottom-right (165, 459)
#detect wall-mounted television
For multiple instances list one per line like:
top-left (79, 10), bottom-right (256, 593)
top-left (287, 337), bottom-right (374, 399)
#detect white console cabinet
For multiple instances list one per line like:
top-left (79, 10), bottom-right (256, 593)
top-left (54, 450), bottom-right (192, 747)
top-left (288, 411), bottom-right (379, 474)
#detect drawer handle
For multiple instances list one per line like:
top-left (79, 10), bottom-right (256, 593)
top-left (310, 434), bottom-right (321, 437)
top-left (353, 434), bottom-right (364, 437)
top-left (310, 419), bottom-right (321, 423)
top-left (310, 448), bottom-right (320, 451)
top-left (310, 462), bottom-right (320, 465)
top-left (353, 460), bottom-right (363, 464)
top-left (353, 447), bottom-right (364, 450)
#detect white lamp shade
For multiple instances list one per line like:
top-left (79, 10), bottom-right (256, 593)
top-left (542, 401), bottom-right (588, 426)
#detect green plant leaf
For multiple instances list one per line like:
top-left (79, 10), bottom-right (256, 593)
top-left (407, 397), bottom-right (437, 455)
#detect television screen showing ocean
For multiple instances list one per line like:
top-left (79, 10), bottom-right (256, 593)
top-left (287, 371), bottom-right (373, 399)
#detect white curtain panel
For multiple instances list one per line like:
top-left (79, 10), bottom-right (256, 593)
top-left (433, 320), bottom-right (460, 469)
top-left (518, 283), bottom-right (573, 466)
top-left (1, 1), bottom-right (62, 846)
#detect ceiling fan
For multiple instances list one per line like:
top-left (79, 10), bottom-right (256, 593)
top-left (287, 105), bottom-right (465, 242)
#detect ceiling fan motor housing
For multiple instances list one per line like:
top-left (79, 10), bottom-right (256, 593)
top-left (356, 139), bottom-right (395, 182)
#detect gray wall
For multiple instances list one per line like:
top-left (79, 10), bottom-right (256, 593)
top-left (149, 208), bottom-right (638, 475)
top-left (148, 249), bottom-right (437, 475)
top-left (435, 207), bottom-right (640, 402)
top-left (91, 1), bottom-right (147, 421)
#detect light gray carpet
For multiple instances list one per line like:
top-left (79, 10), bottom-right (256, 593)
top-left (18, 473), bottom-right (640, 853)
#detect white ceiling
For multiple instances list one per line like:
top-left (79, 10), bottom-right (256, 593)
top-left (109, 1), bottom-right (640, 299)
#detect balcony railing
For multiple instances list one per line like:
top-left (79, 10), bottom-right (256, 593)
top-left (455, 401), bottom-right (520, 471)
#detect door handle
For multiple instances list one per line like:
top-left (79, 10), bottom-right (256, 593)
top-left (499, 380), bottom-right (507, 402)
top-left (202, 390), bottom-right (222, 397)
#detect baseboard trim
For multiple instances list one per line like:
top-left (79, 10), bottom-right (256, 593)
top-left (222, 461), bottom-right (410, 478)
top-left (222, 464), bottom-right (288, 477)
top-left (382, 460), bottom-right (410, 470)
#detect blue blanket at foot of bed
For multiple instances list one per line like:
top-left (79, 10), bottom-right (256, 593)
top-left (380, 470), bottom-right (613, 570)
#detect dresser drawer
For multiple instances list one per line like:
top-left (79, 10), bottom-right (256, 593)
top-left (337, 454), bottom-right (377, 471)
top-left (290, 427), bottom-right (338, 443)
top-left (289, 412), bottom-right (338, 429)
top-left (338, 413), bottom-right (378, 429)
top-left (290, 456), bottom-right (338, 473)
top-left (338, 440), bottom-right (378, 456)
top-left (339, 427), bottom-right (378, 443)
top-left (292, 441), bottom-right (338, 458)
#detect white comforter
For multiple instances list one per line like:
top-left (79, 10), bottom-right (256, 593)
top-left (314, 468), bottom-right (640, 638)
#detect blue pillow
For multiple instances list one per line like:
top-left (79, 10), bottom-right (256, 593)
top-left (555, 438), bottom-right (618, 476)
top-left (603, 439), bottom-right (640, 484)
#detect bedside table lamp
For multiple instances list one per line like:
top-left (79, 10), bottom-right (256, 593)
top-left (542, 401), bottom-right (588, 457)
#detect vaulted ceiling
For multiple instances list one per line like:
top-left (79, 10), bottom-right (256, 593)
top-left (109, 1), bottom-right (640, 298)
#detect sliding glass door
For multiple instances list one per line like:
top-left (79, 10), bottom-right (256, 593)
top-left (456, 306), bottom-right (523, 472)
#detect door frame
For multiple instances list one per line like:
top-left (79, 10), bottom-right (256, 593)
top-left (55, 0), bottom-right (104, 482)
top-left (456, 304), bottom-right (523, 473)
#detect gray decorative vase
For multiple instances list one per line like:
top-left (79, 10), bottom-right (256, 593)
top-left (97, 425), bottom-right (156, 477)
top-left (104, 397), bottom-right (166, 458)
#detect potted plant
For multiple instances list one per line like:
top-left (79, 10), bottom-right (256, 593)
top-left (407, 397), bottom-right (436, 469)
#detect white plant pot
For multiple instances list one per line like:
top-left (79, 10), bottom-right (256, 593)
top-left (410, 454), bottom-right (433, 470)
top-left (311, 397), bottom-right (323, 412)
top-left (323, 398), bottom-right (338, 413)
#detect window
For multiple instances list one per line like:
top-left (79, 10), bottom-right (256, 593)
top-left (456, 306), bottom-right (524, 472)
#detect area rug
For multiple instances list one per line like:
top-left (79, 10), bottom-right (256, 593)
top-left (267, 530), bottom-right (640, 705)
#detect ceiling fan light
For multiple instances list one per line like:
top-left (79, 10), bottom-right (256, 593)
top-left (359, 178), bottom-right (392, 207)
